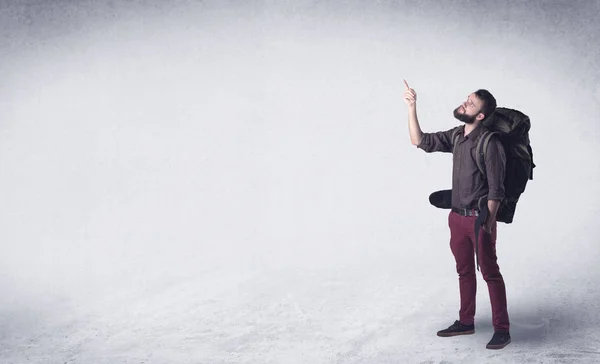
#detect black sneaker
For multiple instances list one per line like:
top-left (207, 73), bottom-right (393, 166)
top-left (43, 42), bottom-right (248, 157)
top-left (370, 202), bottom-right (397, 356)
top-left (486, 331), bottom-right (511, 349)
top-left (437, 320), bottom-right (475, 337)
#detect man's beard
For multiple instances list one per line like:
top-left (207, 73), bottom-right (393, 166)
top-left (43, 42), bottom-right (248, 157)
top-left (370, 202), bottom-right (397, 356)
top-left (453, 106), bottom-right (476, 124)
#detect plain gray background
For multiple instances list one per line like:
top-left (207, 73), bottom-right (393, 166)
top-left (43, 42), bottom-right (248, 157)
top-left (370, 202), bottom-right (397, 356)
top-left (0, 1), bottom-right (599, 363)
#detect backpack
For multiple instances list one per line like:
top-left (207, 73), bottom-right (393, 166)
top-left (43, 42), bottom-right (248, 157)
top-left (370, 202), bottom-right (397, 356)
top-left (429, 107), bottom-right (536, 224)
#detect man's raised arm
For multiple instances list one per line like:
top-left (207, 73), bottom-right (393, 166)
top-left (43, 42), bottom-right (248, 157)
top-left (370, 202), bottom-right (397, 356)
top-left (404, 79), bottom-right (423, 146)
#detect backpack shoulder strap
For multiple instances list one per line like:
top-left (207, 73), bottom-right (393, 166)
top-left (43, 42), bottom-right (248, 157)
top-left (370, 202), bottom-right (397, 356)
top-left (475, 131), bottom-right (498, 178)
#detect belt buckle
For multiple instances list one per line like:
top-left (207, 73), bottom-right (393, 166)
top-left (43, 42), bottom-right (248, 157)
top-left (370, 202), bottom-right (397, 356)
top-left (452, 207), bottom-right (478, 217)
top-left (461, 208), bottom-right (478, 216)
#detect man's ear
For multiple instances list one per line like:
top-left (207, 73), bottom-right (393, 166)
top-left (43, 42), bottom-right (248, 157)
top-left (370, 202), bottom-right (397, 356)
top-left (476, 112), bottom-right (485, 121)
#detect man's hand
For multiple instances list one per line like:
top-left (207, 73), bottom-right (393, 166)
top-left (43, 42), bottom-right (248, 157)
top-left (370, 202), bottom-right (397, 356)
top-left (482, 199), bottom-right (500, 234)
top-left (403, 79), bottom-right (417, 107)
top-left (482, 219), bottom-right (494, 234)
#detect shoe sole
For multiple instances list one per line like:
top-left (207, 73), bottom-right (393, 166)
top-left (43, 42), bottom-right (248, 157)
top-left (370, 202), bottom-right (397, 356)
top-left (437, 329), bottom-right (475, 337)
top-left (486, 338), bottom-right (511, 349)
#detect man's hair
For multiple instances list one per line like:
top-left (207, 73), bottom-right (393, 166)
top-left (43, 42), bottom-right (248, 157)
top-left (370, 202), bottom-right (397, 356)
top-left (474, 89), bottom-right (497, 120)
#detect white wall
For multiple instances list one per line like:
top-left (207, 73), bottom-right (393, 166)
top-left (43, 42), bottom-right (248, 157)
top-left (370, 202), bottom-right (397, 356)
top-left (0, 1), bottom-right (598, 361)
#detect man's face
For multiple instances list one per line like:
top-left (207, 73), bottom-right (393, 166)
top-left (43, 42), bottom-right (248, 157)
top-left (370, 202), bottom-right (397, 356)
top-left (453, 93), bottom-right (484, 124)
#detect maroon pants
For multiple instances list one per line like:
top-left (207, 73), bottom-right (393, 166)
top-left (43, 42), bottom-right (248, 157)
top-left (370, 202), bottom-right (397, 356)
top-left (448, 210), bottom-right (510, 332)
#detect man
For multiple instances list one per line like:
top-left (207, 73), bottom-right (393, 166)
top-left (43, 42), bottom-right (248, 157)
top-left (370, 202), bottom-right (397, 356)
top-left (403, 80), bottom-right (511, 350)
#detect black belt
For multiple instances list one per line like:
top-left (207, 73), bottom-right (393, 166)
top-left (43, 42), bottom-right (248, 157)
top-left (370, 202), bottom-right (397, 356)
top-left (452, 207), bottom-right (480, 217)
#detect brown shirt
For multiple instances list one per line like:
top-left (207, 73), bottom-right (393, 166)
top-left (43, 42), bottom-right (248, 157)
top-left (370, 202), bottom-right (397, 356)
top-left (417, 123), bottom-right (506, 209)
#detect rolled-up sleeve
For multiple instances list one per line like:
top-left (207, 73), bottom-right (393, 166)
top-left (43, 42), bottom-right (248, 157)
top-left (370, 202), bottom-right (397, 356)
top-left (485, 137), bottom-right (506, 201)
top-left (417, 127), bottom-right (459, 153)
